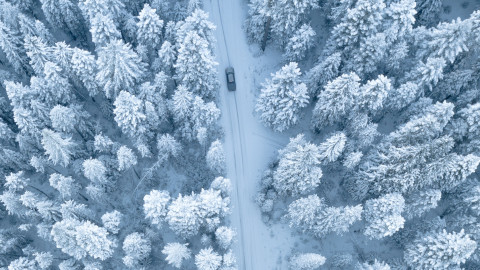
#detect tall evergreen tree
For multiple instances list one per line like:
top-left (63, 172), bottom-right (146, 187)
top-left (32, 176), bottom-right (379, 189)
top-left (96, 40), bottom-right (146, 99)
top-left (136, 4), bottom-right (163, 49)
top-left (255, 62), bottom-right (309, 132)
top-left (404, 229), bottom-right (477, 269)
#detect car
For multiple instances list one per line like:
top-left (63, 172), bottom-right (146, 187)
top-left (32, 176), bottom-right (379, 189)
top-left (225, 67), bottom-right (236, 91)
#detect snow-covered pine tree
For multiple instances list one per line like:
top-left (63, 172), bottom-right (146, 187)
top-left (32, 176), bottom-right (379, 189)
top-left (312, 72), bottom-right (360, 129)
top-left (305, 52), bottom-right (342, 98)
top-left (329, 0), bottom-right (385, 53)
top-left (351, 102), bottom-right (460, 198)
top-left (0, 21), bottom-right (30, 74)
top-left (96, 40), bottom-right (146, 99)
top-left (286, 194), bottom-right (362, 238)
top-left (174, 31), bottom-right (218, 99)
top-left (404, 189), bottom-right (441, 220)
top-left (404, 229), bottom-right (477, 269)
top-left (245, 0), bottom-right (269, 45)
top-left (144, 189), bottom-right (170, 228)
top-left (74, 220), bottom-right (117, 260)
top-left (162, 242), bottom-right (191, 269)
top-left (195, 247), bottom-right (222, 270)
top-left (283, 24), bottom-right (316, 61)
top-left (197, 188), bottom-right (229, 232)
top-left (363, 193), bottom-right (405, 239)
top-left (289, 253), bottom-right (326, 270)
top-left (39, 0), bottom-right (84, 38)
top-left (273, 134), bottom-right (322, 196)
top-left (136, 4), bottom-right (163, 49)
top-left (269, 0), bottom-right (318, 45)
top-left (255, 62), bottom-right (309, 132)
top-left (82, 158), bottom-right (108, 185)
top-left (101, 210), bottom-right (122, 234)
top-left (113, 91), bottom-right (147, 138)
top-left (70, 48), bottom-right (98, 96)
top-left (215, 226), bottom-right (236, 250)
top-left (166, 193), bottom-right (201, 238)
top-left (41, 129), bottom-right (76, 167)
top-left (206, 140), bottom-right (226, 174)
top-left (24, 35), bottom-right (53, 75)
top-left (176, 9), bottom-right (216, 51)
top-left (122, 232), bottom-right (151, 268)
top-left (117, 145), bottom-right (137, 171)
top-left (48, 173), bottom-right (80, 200)
top-left (89, 14), bottom-right (121, 48)
top-left (318, 132), bottom-right (346, 163)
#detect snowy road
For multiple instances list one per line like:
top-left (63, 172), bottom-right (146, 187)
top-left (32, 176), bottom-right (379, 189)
top-left (204, 0), bottom-right (295, 269)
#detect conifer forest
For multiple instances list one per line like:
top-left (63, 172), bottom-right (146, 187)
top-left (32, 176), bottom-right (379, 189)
top-left (1, 0), bottom-right (480, 269)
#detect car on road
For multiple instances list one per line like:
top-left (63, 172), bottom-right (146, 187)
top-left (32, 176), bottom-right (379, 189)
top-left (225, 67), bottom-right (236, 91)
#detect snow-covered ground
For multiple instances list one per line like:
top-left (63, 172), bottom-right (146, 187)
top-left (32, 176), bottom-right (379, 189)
top-left (204, 0), bottom-right (299, 268)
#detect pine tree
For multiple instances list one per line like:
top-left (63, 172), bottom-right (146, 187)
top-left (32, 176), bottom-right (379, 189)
top-left (197, 188), bottom-right (229, 232)
top-left (41, 129), bottom-right (76, 167)
top-left (70, 48), bottom-right (99, 96)
top-left (162, 242), bottom-right (191, 269)
top-left (418, 18), bottom-right (471, 63)
top-left (404, 189), bottom-right (441, 220)
top-left (415, 0), bottom-right (442, 26)
top-left (255, 62), bottom-right (309, 132)
top-left (318, 132), bottom-right (346, 163)
top-left (286, 194), bottom-right (362, 238)
top-left (312, 72), bottom-right (360, 129)
top-left (206, 140), bottom-right (226, 174)
top-left (117, 145), bottom-right (137, 171)
top-left (143, 189), bottom-right (170, 228)
top-left (306, 52), bottom-right (342, 97)
top-left (269, 0), bottom-right (318, 44)
top-left (24, 35), bottom-right (53, 75)
top-left (0, 21), bottom-right (30, 74)
top-left (195, 247), bottom-right (222, 270)
top-left (8, 257), bottom-right (37, 270)
top-left (89, 14), bottom-right (121, 48)
top-left (289, 253), bottom-right (326, 270)
top-left (404, 229), bottom-right (477, 269)
top-left (50, 105), bottom-right (75, 133)
top-left (351, 102), bottom-right (457, 197)
top-left (283, 24), bottom-right (316, 61)
top-left (51, 219), bottom-right (88, 259)
top-left (363, 193), bottom-right (405, 239)
top-left (34, 252), bottom-right (53, 269)
top-left (177, 9), bottom-right (216, 50)
top-left (39, 0), bottom-right (84, 38)
top-left (74, 220), bottom-right (117, 260)
top-left (273, 134), bottom-right (322, 196)
top-left (113, 91), bottom-right (147, 138)
top-left (101, 210), bottom-right (122, 234)
top-left (215, 226), bottom-right (235, 250)
top-left (167, 193), bottom-right (201, 238)
top-left (39, 62), bottom-right (73, 106)
top-left (137, 4), bottom-right (163, 49)
top-left (157, 134), bottom-right (182, 161)
top-left (122, 232), bottom-right (151, 268)
top-left (96, 40), bottom-right (146, 99)
top-left (82, 158), bottom-right (108, 185)
top-left (49, 173), bottom-right (80, 200)
top-left (245, 0), bottom-right (269, 45)
top-left (174, 31), bottom-right (218, 98)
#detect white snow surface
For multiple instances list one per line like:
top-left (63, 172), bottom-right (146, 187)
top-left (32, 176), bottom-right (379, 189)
top-left (204, 0), bottom-right (297, 268)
